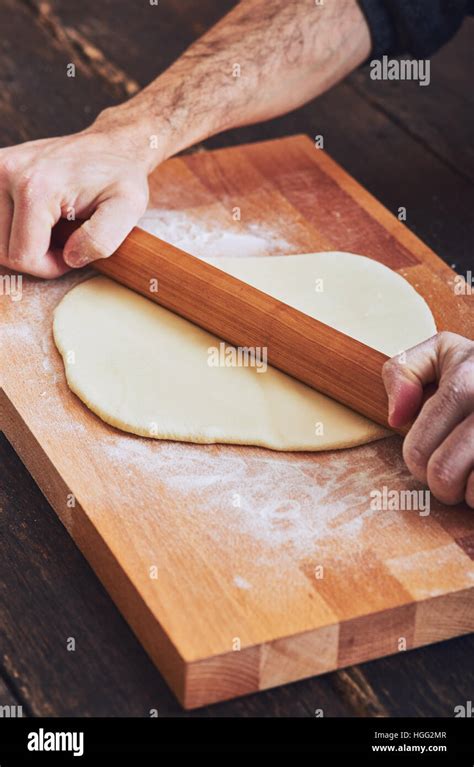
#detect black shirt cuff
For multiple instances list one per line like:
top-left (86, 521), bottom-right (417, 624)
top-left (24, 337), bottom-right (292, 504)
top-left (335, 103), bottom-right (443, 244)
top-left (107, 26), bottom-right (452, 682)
top-left (358, 0), bottom-right (474, 59)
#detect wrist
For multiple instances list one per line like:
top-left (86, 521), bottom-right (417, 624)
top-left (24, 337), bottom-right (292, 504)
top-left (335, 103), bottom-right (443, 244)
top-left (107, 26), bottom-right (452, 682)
top-left (87, 101), bottom-right (176, 175)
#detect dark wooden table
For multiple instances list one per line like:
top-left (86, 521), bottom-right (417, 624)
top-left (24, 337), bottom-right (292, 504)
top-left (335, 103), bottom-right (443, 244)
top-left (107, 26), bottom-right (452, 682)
top-left (1, 0), bottom-right (473, 717)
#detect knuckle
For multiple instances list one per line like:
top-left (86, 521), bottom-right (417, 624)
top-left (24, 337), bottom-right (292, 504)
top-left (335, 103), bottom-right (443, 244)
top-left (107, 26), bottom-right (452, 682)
top-left (116, 180), bottom-right (136, 198)
top-left (402, 436), bottom-right (427, 478)
top-left (117, 180), bottom-right (148, 209)
top-left (7, 251), bottom-right (21, 265)
top-left (428, 455), bottom-right (452, 487)
top-left (427, 455), bottom-right (459, 505)
top-left (0, 156), bottom-right (18, 185)
top-left (15, 169), bottom-right (43, 201)
top-left (441, 370), bottom-right (471, 407)
top-left (437, 330), bottom-right (465, 351)
top-left (457, 361), bottom-right (474, 394)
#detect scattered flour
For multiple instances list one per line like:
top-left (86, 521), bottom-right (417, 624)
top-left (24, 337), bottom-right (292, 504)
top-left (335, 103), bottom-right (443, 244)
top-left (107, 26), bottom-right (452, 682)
top-left (234, 576), bottom-right (252, 590)
top-left (138, 208), bottom-right (294, 259)
top-left (100, 432), bottom-right (419, 568)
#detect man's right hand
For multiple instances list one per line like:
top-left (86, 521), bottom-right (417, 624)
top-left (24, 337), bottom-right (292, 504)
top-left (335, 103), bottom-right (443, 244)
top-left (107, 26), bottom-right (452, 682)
top-left (0, 123), bottom-right (152, 279)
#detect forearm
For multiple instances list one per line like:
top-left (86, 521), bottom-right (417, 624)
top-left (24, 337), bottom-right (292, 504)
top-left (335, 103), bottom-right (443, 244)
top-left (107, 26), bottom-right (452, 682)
top-left (93, 0), bottom-right (371, 171)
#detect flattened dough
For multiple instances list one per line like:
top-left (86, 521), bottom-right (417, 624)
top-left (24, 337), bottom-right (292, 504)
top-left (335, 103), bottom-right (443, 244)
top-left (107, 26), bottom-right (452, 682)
top-left (53, 252), bottom-right (436, 451)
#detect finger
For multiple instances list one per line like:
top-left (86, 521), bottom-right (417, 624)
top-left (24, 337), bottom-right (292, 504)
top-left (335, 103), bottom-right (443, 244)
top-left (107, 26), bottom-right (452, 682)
top-left (0, 191), bottom-right (13, 264)
top-left (382, 335), bottom-right (440, 428)
top-left (9, 174), bottom-right (62, 276)
top-left (426, 413), bottom-right (474, 505)
top-left (34, 247), bottom-right (71, 279)
top-left (63, 189), bottom-right (148, 268)
top-left (9, 225), bottom-right (68, 279)
top-left (403, 362), bottom-right (474, 483)
top-left (466, 471), bottom-right (474, 509)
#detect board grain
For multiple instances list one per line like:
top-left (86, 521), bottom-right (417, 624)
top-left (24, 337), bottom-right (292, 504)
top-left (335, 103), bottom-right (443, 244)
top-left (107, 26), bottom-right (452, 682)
top-left (1, 135), bottom-right (473, 708)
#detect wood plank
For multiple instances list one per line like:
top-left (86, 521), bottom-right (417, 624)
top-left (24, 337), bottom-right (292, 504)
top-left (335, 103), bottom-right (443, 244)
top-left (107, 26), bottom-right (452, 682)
top-left (353, 633), bottom-right (474, 717)
top-left (46, 0), bottom-right (237, 87)
top-left (0, 676), bottom-right (23, 716)
top-left (0, 0), bottom-right (123, 145)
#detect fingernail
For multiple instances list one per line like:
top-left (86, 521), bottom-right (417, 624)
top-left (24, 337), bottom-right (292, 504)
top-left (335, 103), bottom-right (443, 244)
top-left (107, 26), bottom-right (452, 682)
top-left (387, 393), bottom-right (398, 424)
top-left (66, 250), bottom-right (90, 268)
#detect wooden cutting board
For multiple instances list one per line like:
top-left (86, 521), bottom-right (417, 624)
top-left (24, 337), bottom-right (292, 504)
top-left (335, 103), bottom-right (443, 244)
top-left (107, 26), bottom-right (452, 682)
top-left (1, 135), bottom-right (473, 709)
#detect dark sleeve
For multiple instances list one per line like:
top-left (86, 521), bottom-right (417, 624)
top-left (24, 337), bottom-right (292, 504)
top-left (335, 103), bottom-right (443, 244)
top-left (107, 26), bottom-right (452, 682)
top-left (358, 0), bottom-right (474, 58)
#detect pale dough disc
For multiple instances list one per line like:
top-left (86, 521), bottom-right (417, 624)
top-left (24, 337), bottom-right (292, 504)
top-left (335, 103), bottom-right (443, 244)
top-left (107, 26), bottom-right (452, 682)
top-left (53, 252), bottom-right (436, 451)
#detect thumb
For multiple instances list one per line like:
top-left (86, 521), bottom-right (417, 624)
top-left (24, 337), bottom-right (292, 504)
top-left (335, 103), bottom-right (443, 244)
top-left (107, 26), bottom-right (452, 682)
top-left (63, 190), bottom-right (148, 268)
top-left (382, 335), bottom-right (440, 428)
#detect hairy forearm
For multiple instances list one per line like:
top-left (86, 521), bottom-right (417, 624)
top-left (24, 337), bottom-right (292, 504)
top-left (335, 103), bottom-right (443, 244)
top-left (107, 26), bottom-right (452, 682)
top-left (93, 0), bottom-right (371, 170)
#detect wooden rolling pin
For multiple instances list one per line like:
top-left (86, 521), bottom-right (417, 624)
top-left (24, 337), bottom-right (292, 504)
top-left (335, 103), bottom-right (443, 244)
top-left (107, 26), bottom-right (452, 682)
top-left (53, 219), bottom-right (406, 434)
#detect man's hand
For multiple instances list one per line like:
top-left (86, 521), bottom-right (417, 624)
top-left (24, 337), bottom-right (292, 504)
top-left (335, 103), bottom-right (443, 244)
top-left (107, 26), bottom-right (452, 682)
top-left (383, 332), bottom-right (474, 508)
top-left (0, 124), bottom-right (151, 279)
